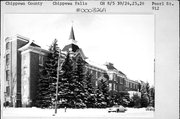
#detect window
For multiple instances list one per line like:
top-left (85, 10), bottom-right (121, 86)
top-left (120, 78), bottom-right (123, 84)
top-left (129, 83), bottom-right (131, 88)
top-left (114, 75), bottom-right (117, 81)
top-left (6, 70), bottom-right (10, 81)
top-left (109, 74), bottom-right (113, 80)
top-left (93, 70), bottom-right (96, 78)
top-left (98, 72), bottom-right (100, 78)
top-left (6, 54), bottom-right (10, 66)
top-left (6, 42), bottom-right (10, 50)
top-left (109, 83), bottom-right (112, 91)
top-left (125, 81), bottom-right (128, 87)
top-left (113, 75), bottom-right (116, 81)
top-left (131, 83), bottom-right (133, 88)
top-left (132, 83), bottom-right (134, 89)
top-left (39, 55), bottom-right (43, 66)
top-left (95, 81), bottom-right (98, 87)
top-left (96, 72), bottom-right (98, 79)
top-left (113, 83), bottom-right (116, 91)
top-left (6, 86), bottom-right (10, 96)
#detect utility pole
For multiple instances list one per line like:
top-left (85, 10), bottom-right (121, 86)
top-left (54, 49), bottom-right (61, 115)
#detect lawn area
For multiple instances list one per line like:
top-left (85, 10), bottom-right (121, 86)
top-left (2, 107), bottom-right (154, 118)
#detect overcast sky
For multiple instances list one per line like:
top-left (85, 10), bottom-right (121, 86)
top-left (4, 14), bottom-right (154, 86)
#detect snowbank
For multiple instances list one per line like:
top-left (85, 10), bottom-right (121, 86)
top-left (2, 107), bottom-right (154, 118)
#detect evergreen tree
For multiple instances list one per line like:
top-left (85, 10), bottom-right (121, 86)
top-left (141, 94), bottom-right (149, 107)
top-left (109, 93), bottom-right (116, 107)
top-left (47, 39), bottom-right (60, 106)
top-left (115, 92), bottom-right (130, 107)
top-left (35, 67), bottom-right (51, 108)
top-left (95, 79), bottom-right (108, 108)
top-left (35, 39), bottom-right (60, 108)
top-left (100, 79), bottom-right (110, 107)
top-left (95, 86), bottom-right (105, 108)
top-left (84, 71), bottom-right (96, 108)
top-left (132, 94), bottom-right (141, 108)
top-left (149, 86), bottom-right (155, 107)
top-left (57, 53), bottom-right (88, 108)
top-left (72, 56), bottom-right (87, 108)
top-left (145, 82), bottom-right (150, 106)
top-left (58, 52), bottom-right (75, 108)
top-left (139, 81), bottom-right (150, 107)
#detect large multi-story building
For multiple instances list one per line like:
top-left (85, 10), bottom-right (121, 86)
top-left (4, 35), bottom-right (30, 107)
top-left (3, 26), bottom-right (139, 107)
top-left (4, 35), bottom-right (49, 107)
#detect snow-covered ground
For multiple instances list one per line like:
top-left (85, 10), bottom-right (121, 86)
top-left (2, 107), bottom-right (154, 118)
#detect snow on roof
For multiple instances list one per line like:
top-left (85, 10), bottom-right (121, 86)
top-left (16, 34), bottom-right (30, 42)
top-left (126, 78), bottom-right (139, 84)
top-left (85, 59), bottom-right (107, 71)
top-left (18, 41), bottom-right (49, 54)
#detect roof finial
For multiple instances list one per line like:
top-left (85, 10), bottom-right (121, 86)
top-left (69, 23), bottom-right (75, 40)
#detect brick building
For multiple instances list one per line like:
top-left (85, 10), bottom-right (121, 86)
top-left (4, 35), bottom-right (29, 107)
top-left (18, 41), bottom-right (49, 107)
top-left (3, 27), bottom-right (139, 107)
top-left (4, 35), bottom-right (49, 107)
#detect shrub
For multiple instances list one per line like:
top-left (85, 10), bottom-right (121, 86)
top-left (132, 94), bottom-right (141, 108)
top-left (141, 94), bottom-right (149, 107)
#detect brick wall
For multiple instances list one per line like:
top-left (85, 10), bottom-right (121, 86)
top-left (30, 52), bottom-right (39, 106)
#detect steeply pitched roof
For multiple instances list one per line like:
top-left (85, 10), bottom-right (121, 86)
top-left (18, 41), bottom-right (49, 54)
top-left (29, 42), bottom-right (40, 48)
top-left (62, 43), bottom-right (79, 52)
top-left (69, 26), bottom-right (75, 40)
top-left (118, 70), bottom-right (125, 75)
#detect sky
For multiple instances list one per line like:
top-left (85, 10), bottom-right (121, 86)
top-left (4, 14), bottom-right (154, 86)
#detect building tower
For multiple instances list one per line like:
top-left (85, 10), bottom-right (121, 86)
top-left (4, 35), bottom-right (29, 107)
top-left (4, 35), bottom-right (49, 107)
top-left (62, 26), bottom-right (80, 53)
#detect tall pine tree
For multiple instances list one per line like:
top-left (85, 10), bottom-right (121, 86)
top-left (59, 55), bottom-right (88, 108)
top-left (72, 56), bottom-right (87, 108)
top-left (95, 85), bottom-right (105, 108)
top-left (35, 66), bottom-right (51, 108)
top-left (35, 39), bottom-right (60, 108)
top-left (100, 78), bottom-right (110, 107)
top-left (58, 52), bottom-right (75, 108)
top-left (84, 71), bottom-right (96, 108)
top-left (94, 78), bottom-right (110, 108)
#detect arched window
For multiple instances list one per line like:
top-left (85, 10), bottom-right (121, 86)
top-left (6, 42), bottom-right (10, 50)
top-left (39, 55), bottom-right (43, 66)
top-left (6, 70), bottom-right (10, 81)
top-left (6, 54), bottom-right (10, 66)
